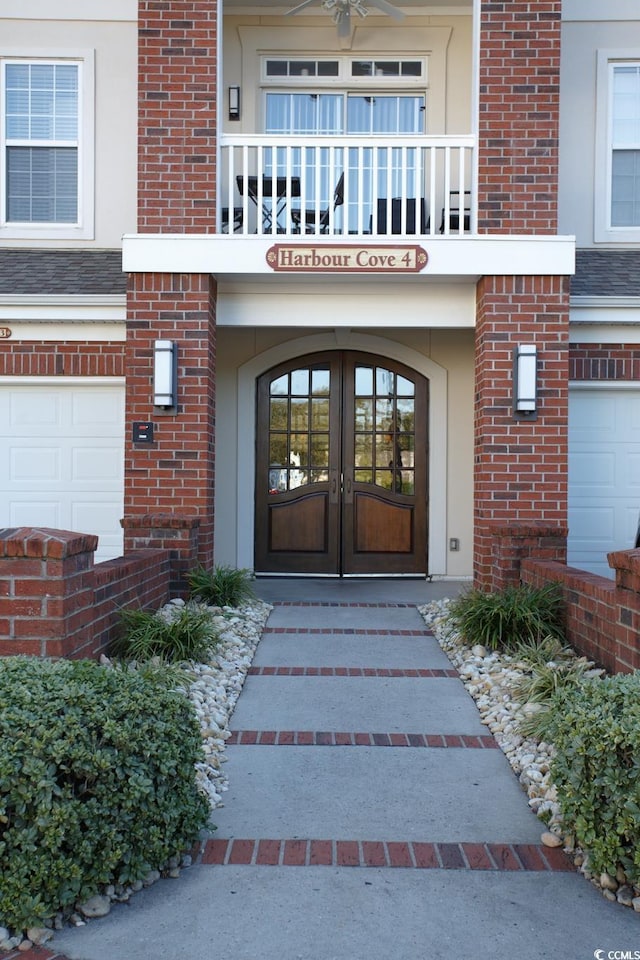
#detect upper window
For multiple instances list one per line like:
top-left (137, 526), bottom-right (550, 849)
top-left (1, 53), bottom-right (94, 239)
top-left (595, 52), bottom-right (640, 243)
top-left (610, 64), bottom-right (640, 227)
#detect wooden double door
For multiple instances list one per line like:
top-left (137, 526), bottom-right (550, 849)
top-left (255, 351), bottom-right (428, 576)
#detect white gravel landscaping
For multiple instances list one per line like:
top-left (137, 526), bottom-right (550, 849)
top-left (419, 597), bottom-right (640, 912)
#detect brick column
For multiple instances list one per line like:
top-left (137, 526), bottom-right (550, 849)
top-left (474, 276), bottom-right (570, 589)
top-left (125, 2), bottom-right (219, 569)
top-left (474, 2), bottom-right (569, 589)
top-left (0, 528), bottom-right (97, 659)
top-left (477, 0), bottom-right (562, 235)
top-left (124, 273), bottom-right (217, 571)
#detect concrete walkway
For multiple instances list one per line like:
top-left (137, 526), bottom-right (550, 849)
top-left (28, 580), bottom-right (640, 959)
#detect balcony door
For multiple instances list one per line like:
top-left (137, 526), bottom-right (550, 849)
top-left (265, 92), bottom-right (425, 232)
top-left (255, 352), bottom-right (428, 576)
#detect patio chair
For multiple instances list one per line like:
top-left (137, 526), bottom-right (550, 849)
top-left (291, 173), bottom-right (344, 234)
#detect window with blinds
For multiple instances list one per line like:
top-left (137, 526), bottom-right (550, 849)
top-left (611, 63), bottom-right (640, 227)
top-left (3, 60), bottom-right (80, 225)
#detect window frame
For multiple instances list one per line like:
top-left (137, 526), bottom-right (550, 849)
top-left (0, 49), bottom-right (94, 240)
top-left (595, 49), bottom-right (640, 243)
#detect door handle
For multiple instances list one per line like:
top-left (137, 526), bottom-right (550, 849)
top-left (344, 469), bottom-right (353, 505)
top-left (330, 469), bottom-right (339, 504)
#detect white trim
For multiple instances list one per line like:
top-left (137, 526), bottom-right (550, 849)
top-left (122, 233), bottom-right (576, 277)
top-left (594, 50), bottom-right (640, 244)
top-left (569, 379), bottom-right (640, 390)
top-left (235, 332), bottom-right (448, 576)
top-left (2, 322), bottom-right (125, 342)
top-left (0, 49), bottom-right (95, 240)
top-left (563, 0), bottom-right (640, 22)
top-left (0, 376), bottom-right (124, 385)
top-left (0, 295), bottom-right (125, 323)
top-left (0, 0), bottom-right (136, 20)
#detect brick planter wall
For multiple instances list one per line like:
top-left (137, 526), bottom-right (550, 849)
top-left (0, 527), bottom-right (173, 660)
top-left (522, 553), bottom-right (640, 674)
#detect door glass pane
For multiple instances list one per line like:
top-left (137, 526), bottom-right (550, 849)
top-left (291, 398), bottom-right (309, 431)
top-left (375, 436), bottom-right (394, 468)
top-left (355, 468), bottom-right (373, 484)
top-left (355, 366), bottom-right (373, 395)
top-left (397, 397), bottom-right (415, 429)
top-left (375, 399), bottom-right (393, 431)
top-left (355, 434), bottom-right (373, 467)
top-left (270, 398), bottom-right (288, 430)
top-left (290, 369), bottom-right (309, 395)
top-left (355, 398), bottom-right (373, 430)
top-left (310, 434), bottom-right (329, 467)
top-left (311, 398), bottom-right (329, 431)
top-left (269, 435), bottom-right (287, 465)
top-left (400, 472), bottom-right (415, 495)
top-left (290, 434), bottom-right (309, 467)
top-left (270, 374), bottom-right (288, 396)
top-left (376, 367), bottom-right (394, 395)
top-left (396, 375), bottom-right (414, 397)
top-left (376, 470), bottom-right (393, 490)
top-left (312, 369), bottom-right (330, 395)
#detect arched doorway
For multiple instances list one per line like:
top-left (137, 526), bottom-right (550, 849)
top-left (255, 351), bottom-right (428, 575)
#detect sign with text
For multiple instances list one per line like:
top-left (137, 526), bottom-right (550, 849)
top-left (0, 327), bottom-right (12, 339)
top-left (266, 244), bottom-right (428, 274)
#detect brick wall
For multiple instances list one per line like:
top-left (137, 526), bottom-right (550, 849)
top-left (522, 554), bottom-right (640, 674)
top-left (0, 342), bottom-right (125, 377)
top-left (569, 344), bottom-right (640, 381)
top-left (138, 0), bottom-right (218, 233)
top-left (478, 0), bottom-right (561, 234)
top-left (0, 527), bottom-right (172, 660)
top-left (474, 275), bottom-right (570, 588)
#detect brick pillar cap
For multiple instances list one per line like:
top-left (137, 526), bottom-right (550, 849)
top-left (491, 522), bottom-right (569, 538)
top-left (0, 527), bottom-right (98, 559)
top-left (608, 548), bottom-right (640, 573)
top-left (121, 514), bottom-right (201, 530)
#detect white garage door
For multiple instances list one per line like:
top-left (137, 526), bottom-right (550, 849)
top-left (568, 386), bottom-right (640, 578)
top-left (0, 381), bottom-right (125, 563)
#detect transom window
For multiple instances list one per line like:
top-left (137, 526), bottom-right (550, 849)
top-left (1, 54), bottom-right (93, 238)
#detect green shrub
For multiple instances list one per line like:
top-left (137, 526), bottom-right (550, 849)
top-left (549, 673), bottom-right (640, 885)
top-left (513, 654), bottom-right (594, 741)
top-left (0, 657), bottom-right (210, 931)
top-left (186, 564), bottom-right (256, 608)
top-left (446, 582), bottom-right (564, 652)
top-left (112, 603), bottom-right (219, 663)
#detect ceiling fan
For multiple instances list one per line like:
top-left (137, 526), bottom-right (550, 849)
top-left (286, 0), bottom-right (405, 40)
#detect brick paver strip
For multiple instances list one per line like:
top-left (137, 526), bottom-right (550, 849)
top-left (283, 839), bottom-right (307, 865)
top-left (438, 843), bottom-right (467, 869)
top-left (487, 843), bottom-right (522, 871)
top-left (229, 839), bottom-right (255, 865)
top-left (199, 839), bottom-right (574, 872)
top-left (337, 840), bottom-right (360, 866)
top-left (256, 839), bottom-right (281, 865)
top-left (387, 842), bottom-right (413, 867)
top-left (413, 842), bottom-right (440, 869)
top-left (230, 730), bottom-right (497, 748)
top-left (248, 666), bottom-right (458, 677)
top-left (461, 843), bottom-right (495, 870)
top-left (201, 838), bottom-right (230, 864)
top-left (309, 840), bottom-right (333, 865)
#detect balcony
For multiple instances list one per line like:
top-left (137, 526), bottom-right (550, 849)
top-left (219, 134), bottom-right (475, 238)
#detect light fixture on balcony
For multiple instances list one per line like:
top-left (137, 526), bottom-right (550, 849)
top-left (286, 0), bottom-right (404, 40)
top-left (153, 340), bottom-right (178, 409)
top-left (513, 344), bottom-right (537, 418)
top-left (228, 85), bottom-right (240, 122)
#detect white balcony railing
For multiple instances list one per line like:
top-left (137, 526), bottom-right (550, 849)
top-left (219, 135), bottom-right (476, 238)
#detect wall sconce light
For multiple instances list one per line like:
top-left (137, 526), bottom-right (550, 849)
top-left (153, 340), bottom-right (177, 409)
top-left (228, 85), bottom-right (240, 121)
top-left (514, 343), bottom-right (537, 418)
